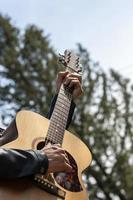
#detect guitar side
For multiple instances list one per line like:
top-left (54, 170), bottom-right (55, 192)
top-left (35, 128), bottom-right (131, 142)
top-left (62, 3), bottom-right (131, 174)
top-left (1, 110), bottom-right (92, 200)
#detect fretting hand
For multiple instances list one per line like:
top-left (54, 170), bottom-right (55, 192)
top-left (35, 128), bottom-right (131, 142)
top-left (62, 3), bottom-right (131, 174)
top-left (56, 71), bottom-right (83, 98)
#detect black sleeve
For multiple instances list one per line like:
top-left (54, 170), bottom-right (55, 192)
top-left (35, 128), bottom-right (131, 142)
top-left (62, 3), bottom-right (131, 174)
top-left (47, 94), bottom-right (76, 129)
top-left (0, 148), bottom-right (48, 179)
top-left (0, 127), bottom-right (48, 178)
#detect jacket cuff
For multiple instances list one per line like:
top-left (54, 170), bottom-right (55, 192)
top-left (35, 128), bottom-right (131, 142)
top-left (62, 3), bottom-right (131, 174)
top-left (32, 150), bottom-right (49, 174)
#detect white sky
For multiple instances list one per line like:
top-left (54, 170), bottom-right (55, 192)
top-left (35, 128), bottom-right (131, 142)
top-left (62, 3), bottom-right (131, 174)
top-left (0, 0), bottom-right (133, 79)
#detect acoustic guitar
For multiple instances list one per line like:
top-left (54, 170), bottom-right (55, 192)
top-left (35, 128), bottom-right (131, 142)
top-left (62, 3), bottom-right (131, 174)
top-left (0, 50), bottom-right (92, 200)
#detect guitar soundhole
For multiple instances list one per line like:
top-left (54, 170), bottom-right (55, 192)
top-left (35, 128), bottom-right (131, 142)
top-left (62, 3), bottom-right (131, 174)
top-left (54, 151), bottom-right (83, 192)
top-left (36, 138), bottom-right (55, 150)
top-left (36, 141), bottom-right (45, 150)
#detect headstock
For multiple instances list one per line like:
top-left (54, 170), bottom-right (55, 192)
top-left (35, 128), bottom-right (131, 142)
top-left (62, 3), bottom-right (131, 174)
top-left (59, 50), bottom-right (82, 74)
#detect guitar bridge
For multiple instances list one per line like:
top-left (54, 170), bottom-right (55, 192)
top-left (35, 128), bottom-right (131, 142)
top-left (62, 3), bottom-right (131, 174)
top-left (33, 174), bottom-right (66, 199)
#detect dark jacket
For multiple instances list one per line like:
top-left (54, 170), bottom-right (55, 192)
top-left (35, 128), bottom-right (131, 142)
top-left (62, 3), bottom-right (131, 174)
top-left (0, 95), bottom-right (75, 179)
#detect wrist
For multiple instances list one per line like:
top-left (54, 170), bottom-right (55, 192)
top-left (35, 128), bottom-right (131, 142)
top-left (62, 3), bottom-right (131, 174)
top-left (34, 150), bottom-right (49, 174)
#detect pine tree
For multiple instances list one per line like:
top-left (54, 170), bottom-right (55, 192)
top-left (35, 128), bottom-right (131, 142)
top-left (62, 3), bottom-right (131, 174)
top-left (72, 44), bottom-right (133, 200)
top-left (0, 14), bottom-right (60, 125)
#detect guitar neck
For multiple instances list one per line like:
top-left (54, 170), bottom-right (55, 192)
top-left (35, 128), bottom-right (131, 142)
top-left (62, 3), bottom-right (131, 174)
top-left (46, 84), bottom-right (73, 145)
top-left (45, 49), bottom-right (81, 145)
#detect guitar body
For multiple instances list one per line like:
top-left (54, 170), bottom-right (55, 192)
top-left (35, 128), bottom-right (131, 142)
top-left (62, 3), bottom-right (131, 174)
top-left (0, 110), bottom-right (92, 200)
top-left (0, 179), bottom-right (62, 200)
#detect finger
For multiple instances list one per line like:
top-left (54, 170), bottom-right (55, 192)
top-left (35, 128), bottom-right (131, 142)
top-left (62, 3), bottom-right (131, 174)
top-left (64, 162), bottom-right (73, 172)
top-left (60, 153), bottom-right (72, 172)
top-left (45, 142), bottom-right (52, 147)
top-left (64, 153), bottom-right (70, 165)
top-left (68, 79), bottom-right (80, 88)
top-left (50, 144), bottom-right (62, 150)
top-left (66, 72), bottom-right (82, 82)
top-left (52, 143), bottom-right (61, 147)
top-left (64, 76), bottom-right (78, 86)
top-left (73, 89), bottom-right (83, 97)
top-left (44, 143), bottom-right (61, 151)
top-left (57, 71), bottom-right (69, 82)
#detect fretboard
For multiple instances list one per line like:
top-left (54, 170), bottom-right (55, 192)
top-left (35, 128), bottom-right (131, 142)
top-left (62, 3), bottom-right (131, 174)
top-left (46, 84), bottom-right (72, 145)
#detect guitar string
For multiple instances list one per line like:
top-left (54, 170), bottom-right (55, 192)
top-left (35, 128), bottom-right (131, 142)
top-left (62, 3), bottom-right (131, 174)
top-left (45, 84), bottom-right (72, 145)
top-left (48, 89), bottom-right (72, 143)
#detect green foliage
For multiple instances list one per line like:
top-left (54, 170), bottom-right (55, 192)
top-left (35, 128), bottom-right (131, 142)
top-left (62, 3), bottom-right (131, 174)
top-left (0, 15), bottom-right (133, 200)
top-left (0, 14), bottom-right (60, 124)
top-left (72, 44), bottom-right (133, 199)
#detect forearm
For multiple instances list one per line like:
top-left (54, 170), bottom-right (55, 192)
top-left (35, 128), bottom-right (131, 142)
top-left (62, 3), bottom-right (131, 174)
top-left (0, 148), bottom-right (48, 179)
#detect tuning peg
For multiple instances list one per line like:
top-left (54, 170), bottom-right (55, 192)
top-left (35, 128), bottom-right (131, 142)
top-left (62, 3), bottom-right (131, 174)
top-left (76, 64), bottom-right (82, 73)
top-left (58, 53), bottom-right (67, 66)
top-left (58, 53), bottom-right (64, 60)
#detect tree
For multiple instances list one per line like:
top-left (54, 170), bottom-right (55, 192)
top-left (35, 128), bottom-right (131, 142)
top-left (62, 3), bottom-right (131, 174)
top-left (0, 14), bottom-right (60, 125)
top-left (72, 44), bottom-right (133, 200)
top-left (0, 14), bottom-right (133, 200)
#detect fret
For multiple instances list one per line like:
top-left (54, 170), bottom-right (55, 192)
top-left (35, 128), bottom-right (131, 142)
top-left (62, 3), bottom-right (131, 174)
top-left (47, 121), bottom-right (66, 144)
top-left (58, 90), bottom-right (72, 101)
top-left (56, 96), bottom-right (71, 104)
top-left (48, 118), bottom-right (66, 131)
top-left (52, 109), bottom-right (69, 120)
top-left (50, 118), bottom-right (67, 131)
top-left (47, 132), bottom-right (64, 144)
top-left (45, 137), bottom-right (62, 145)
top-left (46, 133), bottom-right (63, 144)
top-left (52, 103), bottom-right (70, 113)
top-left (55, 100), bottom-right (71, 111)
top-left (48, 123), bottom-right (66, 135)
top-left (52, 101), bottom-right (70, 119)
top-left (51, 115), bottom-right (67, 125)
top-left (60, 90), bottom-right (72, 101)
top-left (53, 107), bottom-right (69, 116)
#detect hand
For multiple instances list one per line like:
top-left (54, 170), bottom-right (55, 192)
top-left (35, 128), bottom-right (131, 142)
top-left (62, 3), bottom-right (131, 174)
top-left (56, 71), bottom-right (83, 98)
top-left (42, 144), bottom-right (72, 173)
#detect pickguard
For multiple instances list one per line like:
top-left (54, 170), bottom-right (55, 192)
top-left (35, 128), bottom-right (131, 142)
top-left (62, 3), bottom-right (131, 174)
top-left (54, 151), bottom-right (83, 192)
